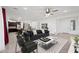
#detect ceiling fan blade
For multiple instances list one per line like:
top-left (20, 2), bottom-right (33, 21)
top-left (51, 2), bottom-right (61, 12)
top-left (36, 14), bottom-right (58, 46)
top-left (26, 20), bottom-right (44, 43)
top-left (50, 13), bottom-right (53, 15)
top-left (52, 9), bottom-right (58, 12)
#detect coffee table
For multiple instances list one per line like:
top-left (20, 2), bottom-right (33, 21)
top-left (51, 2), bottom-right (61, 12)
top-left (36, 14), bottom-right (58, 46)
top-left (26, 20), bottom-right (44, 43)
top-left (33, 36), bottom-right (58, 53)
top-left (37, 36), bottom-right (70, 53)
top-left (40, 36), bottom-right (57, 45)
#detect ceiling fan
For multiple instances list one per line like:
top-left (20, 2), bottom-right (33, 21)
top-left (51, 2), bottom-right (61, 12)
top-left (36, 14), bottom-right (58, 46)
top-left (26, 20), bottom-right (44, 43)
top-left (45, 8), bottom-right (58, 16)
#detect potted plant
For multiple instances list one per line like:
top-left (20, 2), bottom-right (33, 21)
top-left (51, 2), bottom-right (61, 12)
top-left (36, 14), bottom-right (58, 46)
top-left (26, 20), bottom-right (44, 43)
top-left (73, 36), bottom-right (79, 53)
top-left (74, 36), bottom-right (79, 45)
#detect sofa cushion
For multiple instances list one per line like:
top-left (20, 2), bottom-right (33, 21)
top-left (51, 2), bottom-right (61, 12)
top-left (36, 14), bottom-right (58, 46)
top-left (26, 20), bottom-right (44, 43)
top-left (27, 31), bottom-right (34, 37)
top-left (36, 30), bottom-right (43, 34)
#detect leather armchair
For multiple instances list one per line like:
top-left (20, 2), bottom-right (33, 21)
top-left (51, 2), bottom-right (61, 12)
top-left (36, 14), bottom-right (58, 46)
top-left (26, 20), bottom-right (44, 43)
top-left (17, 35), bottom-right (37, 53)
top-left (36, 30), bottom-right (46, 37)
top-left (26, 31), bottom-right (40, 40)
top-left (44, 30), bottom-right (49, 36)
top-left (23, 30), bottom-right (50, 41)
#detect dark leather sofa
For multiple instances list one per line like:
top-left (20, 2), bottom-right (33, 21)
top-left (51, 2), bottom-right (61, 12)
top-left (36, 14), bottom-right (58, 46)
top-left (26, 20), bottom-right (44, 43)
top-left (17, 30), bottom-right (49, 53)
top-left (44, 30), bottom-right (49, 36)
top-left (23, 31), bottom-right (39, 41)
top-left (17, 34), bottom-right (37, 53)
top-left (36, 30), bottom-right (49, 38)
top-left (36, 30), bottom-right (46, 38)
top-left (24, 30), bottom-right (49, 41)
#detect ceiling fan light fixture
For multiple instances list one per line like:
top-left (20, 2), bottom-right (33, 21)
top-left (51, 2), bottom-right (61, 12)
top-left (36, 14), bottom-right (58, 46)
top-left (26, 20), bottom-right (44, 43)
top-left (46, 8), bottom-right (50, 14)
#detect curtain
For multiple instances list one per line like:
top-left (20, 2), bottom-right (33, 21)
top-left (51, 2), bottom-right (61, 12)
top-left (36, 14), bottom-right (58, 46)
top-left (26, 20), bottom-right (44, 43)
top-left (2, 8), bottom-right (9, 45)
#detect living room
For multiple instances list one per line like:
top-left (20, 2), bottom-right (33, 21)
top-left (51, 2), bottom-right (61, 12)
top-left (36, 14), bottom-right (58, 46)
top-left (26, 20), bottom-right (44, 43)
top-left (0, 6), bottom-right (79, 53)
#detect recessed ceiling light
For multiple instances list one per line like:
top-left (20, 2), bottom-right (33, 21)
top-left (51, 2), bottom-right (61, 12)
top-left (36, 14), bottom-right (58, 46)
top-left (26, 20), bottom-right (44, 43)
top-left (24, 7), bottom-right (27, 10)
top-left (63, 10), bottom-right (68, 13)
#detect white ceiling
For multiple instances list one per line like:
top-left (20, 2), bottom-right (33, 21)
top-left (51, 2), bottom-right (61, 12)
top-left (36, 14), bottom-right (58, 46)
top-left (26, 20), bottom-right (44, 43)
top-left (2, 6), bottom-right (79, 21)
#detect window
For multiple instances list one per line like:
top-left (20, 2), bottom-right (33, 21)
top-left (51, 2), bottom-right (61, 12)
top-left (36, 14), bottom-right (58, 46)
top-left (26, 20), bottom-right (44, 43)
top-left (71, 20), bottom-right (76, 31)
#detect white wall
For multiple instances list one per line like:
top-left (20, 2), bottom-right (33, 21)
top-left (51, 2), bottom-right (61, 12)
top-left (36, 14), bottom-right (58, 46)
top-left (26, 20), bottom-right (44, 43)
top-left (19, 18), bottom-right (56, 34)
top-left (56, 17), bottom-right (72, 33)
top-left (39, 18), bottom-right (56, 34)
top-left (17, 13), bottom-right (79, 35)
top-left (6, 8), bottom-right (79, 35)
top-left (0, 7), bottom-right (5, 51)
top-left (39, 13), bottom-right (79, 35)
top-left (56, 14), bottom-right (79, 35)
